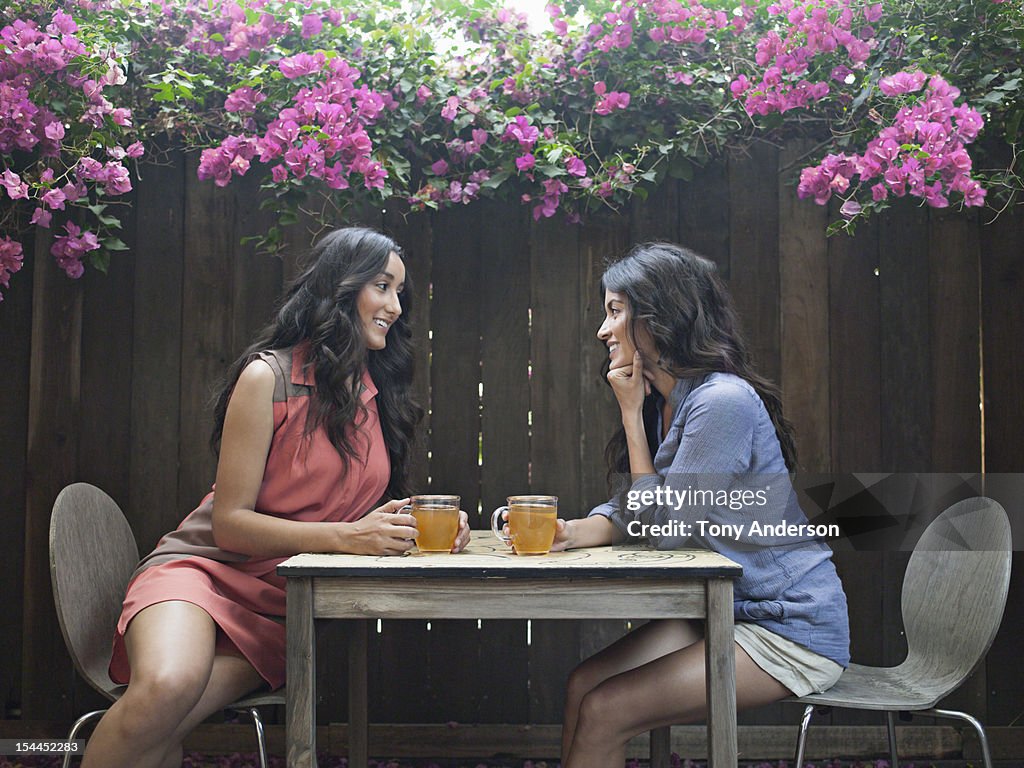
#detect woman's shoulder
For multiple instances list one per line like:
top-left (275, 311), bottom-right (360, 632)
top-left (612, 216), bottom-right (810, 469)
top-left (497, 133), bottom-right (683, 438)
top-left (688, 372), bottom-right (762, 413)
top-left (241, 349), bottom-right (294, 403)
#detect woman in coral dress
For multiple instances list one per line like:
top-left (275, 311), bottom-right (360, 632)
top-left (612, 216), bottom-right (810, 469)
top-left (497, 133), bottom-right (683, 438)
top-left (83, 227), bottom-right (470, 768)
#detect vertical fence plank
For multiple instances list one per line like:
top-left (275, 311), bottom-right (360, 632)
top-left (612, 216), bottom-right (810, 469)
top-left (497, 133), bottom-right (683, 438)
top-left (779, 142), bottom-right (830, 473)
top-left (578, 213), bottom-right (629, 507)
top-left (366, 207), bottom-right (434, 724)
top-left (827, 212), bottom-right (882, 725)
top-left (425, 205), bottom-right (483, 723)
top-left (129, 153), bottom-right (186, 552)
top-left (230, 172), bottom-right (282, 355)
top-left (0, 235), bottom-right (34, 715)
top-left (829, 214), bottom-right (882, 472)
top-left (384, 205), bottom-right (432, 493)
top-left (926, 208), bottom-right (984, 716)
top-left (631, 179), bottom-right (680, 244)
top-left (76, 197), bottom-right (136, 715)
top-left (878, 204), bottom-right (931, 671)
top-left (529, 215), bottom-right (582, 723)
top-left (880, 205), bottom-right (932, 473)
top-left (729, 143), bottom-right (781, 383)
top-left (980, 204), bottom-right (1024, 725)
top-left (22, 228), bottom-right (80, 719)
top-left (79, 202), bottom-right (135, 510)
top-left (679, 161), bottom-right (730, 278)
top-left (577, 213), bottom-right (633, 661)
top-left (478, 199), bottom-right (531, 722)
top-left (178, 152), bottom-right (236, 516)
top-left (928, 209), bottom-right (981, 473)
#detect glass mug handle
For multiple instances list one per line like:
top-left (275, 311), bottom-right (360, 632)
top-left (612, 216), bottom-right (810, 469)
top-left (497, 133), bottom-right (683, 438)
top-left (490, 505), bottom-right (511, 547)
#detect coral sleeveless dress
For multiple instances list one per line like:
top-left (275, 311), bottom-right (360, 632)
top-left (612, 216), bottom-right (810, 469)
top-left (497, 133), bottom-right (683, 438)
top-left (109, 346), bottom-right (390, 690)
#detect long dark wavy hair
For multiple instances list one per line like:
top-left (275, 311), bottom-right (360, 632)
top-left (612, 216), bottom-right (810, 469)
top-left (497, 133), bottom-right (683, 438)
top-left (602, 242), bottom-right (798, 476)
top-left (211, 227), bottom-right (422, 499)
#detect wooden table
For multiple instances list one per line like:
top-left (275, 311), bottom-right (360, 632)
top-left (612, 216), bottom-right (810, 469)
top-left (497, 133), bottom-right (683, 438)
top-left (278, 531), bottom-right (742, 768)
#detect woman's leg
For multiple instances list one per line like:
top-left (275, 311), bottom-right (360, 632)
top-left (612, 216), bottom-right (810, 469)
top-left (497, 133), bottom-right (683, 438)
top-left (154, 652), bottom-right (265, 768)
top-left (81, 601), bottom-right (261, 768)
top-left (565, 639), bottom-right (790, 768)
top-left (562, 620), bottom-right (703, 763)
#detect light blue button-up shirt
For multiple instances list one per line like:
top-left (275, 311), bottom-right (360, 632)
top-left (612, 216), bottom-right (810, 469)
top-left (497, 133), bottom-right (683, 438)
top-left (589, 372), bottom-right (850, 667)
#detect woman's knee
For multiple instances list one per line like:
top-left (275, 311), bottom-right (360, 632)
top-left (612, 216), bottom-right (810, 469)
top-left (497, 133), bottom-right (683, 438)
top-left (565, 657), bottom-right (605, 708)
top-left (575, 682), bottom-right (623, 737)
top-left (120, 666), bottom-right (209, 728)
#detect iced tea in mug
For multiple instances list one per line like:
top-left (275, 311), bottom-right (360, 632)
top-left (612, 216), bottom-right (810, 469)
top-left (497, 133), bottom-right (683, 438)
top-left (405, 495), bottom-right (460, 553)
top-left (490, 495), bottom-right (558, 555)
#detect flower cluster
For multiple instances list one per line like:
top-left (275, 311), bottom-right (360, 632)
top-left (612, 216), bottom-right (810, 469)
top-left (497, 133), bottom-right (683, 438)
top-left (1, 7), bottom-right (139, 294)
top-left (798, 73), bottom-right (986, 217)
top-left (198, 54), bottom-right (391, 193)
top-left (729, 0), bottom-right (880, 115)
top-left (1, 0), bottom-right (1020, 297)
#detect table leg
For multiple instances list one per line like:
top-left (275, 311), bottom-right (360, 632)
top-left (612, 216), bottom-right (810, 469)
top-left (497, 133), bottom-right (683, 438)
top-left (287, 577), bottom-right (316, 768)
top-left (705, 578), bottom-right (737, 768)
top-left (348, 619), bottom-right (369, 768)
top-left (650, 725), bottom-right (671, 768)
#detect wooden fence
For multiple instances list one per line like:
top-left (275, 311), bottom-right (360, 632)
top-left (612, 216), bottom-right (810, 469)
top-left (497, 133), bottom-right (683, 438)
top-left (1, 142), bottom-right (1022, 737)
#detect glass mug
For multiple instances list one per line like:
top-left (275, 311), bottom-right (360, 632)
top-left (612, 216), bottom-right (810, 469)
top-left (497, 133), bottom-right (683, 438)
top-left (402, 495), bottom-right (460, 553)
top-left (490, 495), bottom-right (558, 555)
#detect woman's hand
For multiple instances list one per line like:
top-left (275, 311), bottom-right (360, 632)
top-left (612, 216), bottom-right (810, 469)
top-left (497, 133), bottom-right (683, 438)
top-left (549, 518), bottom-right (573, 552)
top-left (550, 516), bottom-right (622, 551)
top-left (451, 509), bottom-right (471, 553)
top-left (341, 498), bottom-right (417, 555)
top-left (607, 350), bottom-right (650, 421)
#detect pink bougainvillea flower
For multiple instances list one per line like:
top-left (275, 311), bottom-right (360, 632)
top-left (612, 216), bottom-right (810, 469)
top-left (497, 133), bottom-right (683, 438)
top-left (1, 170), bottom-right (29, 200)
top-left (864, 4), bottom-right (884, 22)
top-left (430, 159), bottom-right (449, 176)
top-left (278, 52), bottom-right (326, 79)
top-left (565, 156), bottom-right (587, 177)
top-left (41, 187), bottom-right (67, 210)
top-left (502, 116), bottom-right (540, 150)
top-left (595, 90), bottom-right (630, 115)
top-left (225, 87), bottom-right (267, 113)
top-left (878, 70), bottom-right (928, 96)
top-left (441, 95), bottom-right (459, 121)
top-left (31, 206), bottom-right (52, 228)
top-left (44, 120), bottom-right (66, 141)
top-left (0, 236), bottom-right (25, 300)
top-left (301, 14), bottom-right (323, 39)
top-left (50, 221), bottom-right (99, 279)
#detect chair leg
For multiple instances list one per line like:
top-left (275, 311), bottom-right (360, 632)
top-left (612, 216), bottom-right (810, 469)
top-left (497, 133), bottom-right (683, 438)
top-left (926, 708), bottom-right (993, 768)
top-left (793, 704), bottom-right (814, 768)
top-left (63, 709), bottom-right (107, 768)
top-left (248, 707), bottom-right (269, 768)
top-left (885, 711), bottom-right (899, 768)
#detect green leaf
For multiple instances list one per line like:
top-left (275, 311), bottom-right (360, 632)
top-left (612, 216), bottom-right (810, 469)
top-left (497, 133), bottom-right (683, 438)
top-left (481, 170), bottom-right (511, 189)
top-left (1006, 110), bottom-right (1024, 145)
top-left (103, 237), bottom-right (129, 251)
top-left (668, 155), bottom-right (693, 180)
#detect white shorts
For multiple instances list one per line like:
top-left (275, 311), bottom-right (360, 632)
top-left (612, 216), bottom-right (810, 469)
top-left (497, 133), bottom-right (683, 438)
top-left (733, 622), bottom-right (843, 697)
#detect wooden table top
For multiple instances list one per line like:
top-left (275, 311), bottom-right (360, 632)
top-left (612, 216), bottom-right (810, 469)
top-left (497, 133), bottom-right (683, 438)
top-left (278, 531), bottom-right (742, 579)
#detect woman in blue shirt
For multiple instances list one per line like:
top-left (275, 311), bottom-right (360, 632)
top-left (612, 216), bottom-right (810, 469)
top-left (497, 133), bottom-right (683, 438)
top-left (553, 242), bottom-right (849, 768)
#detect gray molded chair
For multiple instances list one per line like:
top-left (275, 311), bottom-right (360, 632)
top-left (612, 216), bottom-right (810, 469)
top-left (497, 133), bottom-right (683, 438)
top-left (790, 496), bottom-right (1012, 768)
top-left (49, 482), bottom-right (285, 768)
